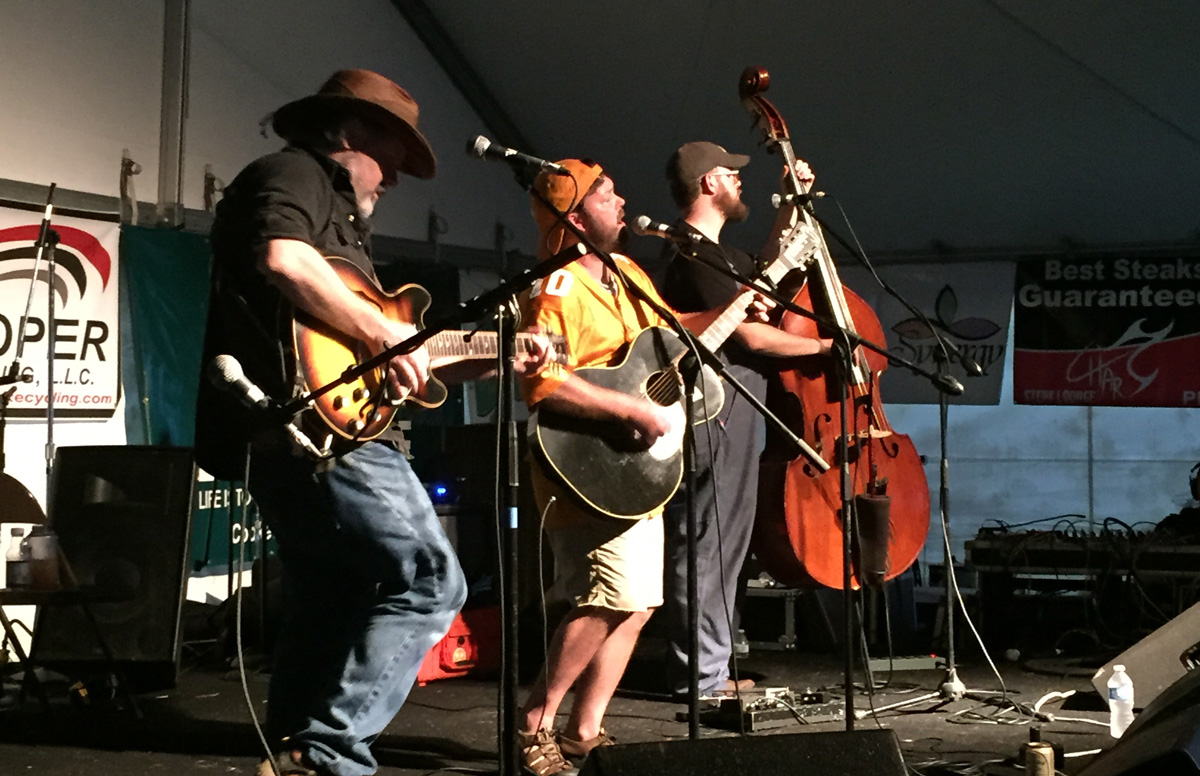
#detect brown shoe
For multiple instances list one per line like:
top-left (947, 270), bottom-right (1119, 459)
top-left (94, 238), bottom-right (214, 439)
top-left (724, 677), bottom-right (755, 692)
top-left (518, 728), bottom-right (577, 776)
top-left (558, 728), bottom-right (616, 759)
top-left (256, 750), bottom-right (320, 776)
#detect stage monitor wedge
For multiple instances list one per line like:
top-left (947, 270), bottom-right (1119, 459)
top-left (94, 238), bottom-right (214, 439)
top-left (578, 729), bottom-right (905, 776)
top-left (1079, 668), bottom-right (1200, 776)
top-left (30, 445), bottom-right (195, 692)
top-left (1092, 600), bottom-right (1200, 709)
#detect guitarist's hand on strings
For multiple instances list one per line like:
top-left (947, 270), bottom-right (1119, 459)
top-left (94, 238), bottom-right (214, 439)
top-left (512, 327), bottom-right (555, 377)
top-left (260, 239), bottom-right (431, 401)
top-left (745, 291), bottom-right (776, 323)
top-left (373, 320), bottom-right (430, 401)
top-left (624, 400), bottom-right (674, 448)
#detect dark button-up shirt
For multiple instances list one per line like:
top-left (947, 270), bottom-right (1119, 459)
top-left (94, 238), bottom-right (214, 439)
top-left (195, 145), bottom-right (374, 478)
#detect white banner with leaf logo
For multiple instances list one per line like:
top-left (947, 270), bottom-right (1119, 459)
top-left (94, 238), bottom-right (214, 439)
top-left (839, 260), bottom-right (1013, 405)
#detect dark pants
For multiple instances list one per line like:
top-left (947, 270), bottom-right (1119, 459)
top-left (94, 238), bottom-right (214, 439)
top-left (663, 366), bottom-right (765, 695)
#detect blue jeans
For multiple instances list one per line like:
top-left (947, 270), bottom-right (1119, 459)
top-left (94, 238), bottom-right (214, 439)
top-left (248, 441), bottom-right (467, 776)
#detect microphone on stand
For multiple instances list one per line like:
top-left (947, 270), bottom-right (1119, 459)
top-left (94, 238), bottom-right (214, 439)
top-left (630, 216), bottom-right (703, 244)
top-left (958, 349), bottom-right (984, 377)
top-left (467, 136), bottom-right (570, 176)
top-left (771, 191), bottom-right (825, 209)
top-left (933, 373), bottom-right (965, 396)
top-left (208, 355), bottom-right (326, 458)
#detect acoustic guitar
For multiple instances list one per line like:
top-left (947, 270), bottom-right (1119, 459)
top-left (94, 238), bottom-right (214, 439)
top-left (532, 226), bottom-right (821, 518)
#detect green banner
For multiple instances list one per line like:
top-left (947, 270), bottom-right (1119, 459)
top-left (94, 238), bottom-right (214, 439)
top-left (120, 225), bottom-right (211, 446)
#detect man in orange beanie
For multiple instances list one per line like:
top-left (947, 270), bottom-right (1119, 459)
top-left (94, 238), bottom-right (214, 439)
top-left (514, 159), bottom-right (773, 775)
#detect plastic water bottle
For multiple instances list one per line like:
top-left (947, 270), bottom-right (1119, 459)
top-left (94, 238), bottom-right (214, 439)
top-left (5, 526), bottom-right (31, 588)
top-left (25, 526), bottom-right (61, 590)
top-left (1107, 664), bottom-right (1135, 738)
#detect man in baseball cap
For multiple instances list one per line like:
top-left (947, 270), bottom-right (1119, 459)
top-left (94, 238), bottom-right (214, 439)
top-left (658, 141), bottom-right (830, 702)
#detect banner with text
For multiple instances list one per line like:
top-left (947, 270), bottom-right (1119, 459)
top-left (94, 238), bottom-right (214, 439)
top-left (0, 206), bottom-right (121, 418)
top-left (841, 260), bottom-right (1013, 405)
top-left (1013, 254), bottom-right (1200, 407)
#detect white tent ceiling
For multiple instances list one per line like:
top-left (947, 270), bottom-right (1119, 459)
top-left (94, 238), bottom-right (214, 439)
top-left (425, 0), bottom-right (1200, 256)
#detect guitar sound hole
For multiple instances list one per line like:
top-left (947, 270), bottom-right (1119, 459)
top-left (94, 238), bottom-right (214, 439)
top-left (646, 371), bottom-right (682, 407)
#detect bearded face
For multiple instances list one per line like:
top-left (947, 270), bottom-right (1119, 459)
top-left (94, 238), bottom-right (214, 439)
top-left (575, 176), bottom-right (628, 253)
top-left (714, 184), bottom-right (749, 223)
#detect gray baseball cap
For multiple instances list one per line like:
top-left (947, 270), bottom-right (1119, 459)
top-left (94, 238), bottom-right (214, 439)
top-left (666, 141), bottom-right (750, 188)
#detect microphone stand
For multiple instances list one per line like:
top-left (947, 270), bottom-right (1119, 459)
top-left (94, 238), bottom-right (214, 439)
top-left (10, 184), bottom-right (61, 500)
top-left (799, 208), bottom-right (997, 715)
top-left (677, 248), bottom-right (960, 728)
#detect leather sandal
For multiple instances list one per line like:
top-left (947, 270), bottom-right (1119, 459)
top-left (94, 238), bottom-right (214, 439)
top-left (518, 728), bottom-right (577, 776)
top-left (558, 728), bottom-right (616, 759)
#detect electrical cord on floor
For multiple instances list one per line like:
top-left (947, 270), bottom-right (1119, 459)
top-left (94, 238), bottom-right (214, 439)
top-left (526, 494), bottom-right (556, 735)
top-left (942, 516), bottom-right (1039, 726)
top-left (234, 448), bottom-right (280, 776)
top-left (1031, 689), bottom-right (1109, 729)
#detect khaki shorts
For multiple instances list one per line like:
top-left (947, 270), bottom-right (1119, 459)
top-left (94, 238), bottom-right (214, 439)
top-left (529, 462), bottom-right (664, 612)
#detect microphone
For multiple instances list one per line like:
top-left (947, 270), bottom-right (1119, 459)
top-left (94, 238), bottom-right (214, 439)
top-left (468, 136), bottom-right (570, 176)
top-left (208, 355), bottom-right (326, 458)
top-left (771, 191), bottom-right (825, 209)
top-left (958, 349), bottom-right (984, 377)
top-left (933, 373), bottom-right (965, 397)
top-left (209, 354), bottom-right (272, 409)
top-left (631, 216), bottom-right (702, 244)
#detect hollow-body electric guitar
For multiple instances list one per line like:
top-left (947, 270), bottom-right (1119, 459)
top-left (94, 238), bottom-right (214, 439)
top-left (293, 257), bottom-right (564, 457)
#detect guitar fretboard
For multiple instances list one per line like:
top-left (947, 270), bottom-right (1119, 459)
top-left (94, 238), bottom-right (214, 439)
top-left (426, 330), bottom-right (545, 364)
top-left (696, 226), bottom-right (819, 354)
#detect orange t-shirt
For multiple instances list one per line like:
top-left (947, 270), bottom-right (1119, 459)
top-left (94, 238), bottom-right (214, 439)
top-left (519, 255), bottom-right (677, 406)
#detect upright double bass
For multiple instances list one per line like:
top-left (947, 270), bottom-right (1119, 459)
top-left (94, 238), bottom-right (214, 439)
top-left (742, 67), bottom-right (931, 590)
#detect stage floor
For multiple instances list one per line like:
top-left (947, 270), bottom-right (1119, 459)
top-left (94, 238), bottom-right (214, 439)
top-left (0, 636), bottom-right (1121, 776)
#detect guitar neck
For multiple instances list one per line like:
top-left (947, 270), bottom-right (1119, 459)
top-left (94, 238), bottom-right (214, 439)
top-left (697, 289), bottom-right (757, 354)
top-left (696, 228), bottom-right (818, 354)
top-left (426, 330), bottom-right (541, 366)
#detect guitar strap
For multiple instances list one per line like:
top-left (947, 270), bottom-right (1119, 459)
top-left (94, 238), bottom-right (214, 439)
top-left (610, 261), bottom-right (655, 333)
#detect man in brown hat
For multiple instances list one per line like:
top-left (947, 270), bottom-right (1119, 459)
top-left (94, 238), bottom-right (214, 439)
top-left (658, 141), bottom-right (829, 700)
top-left (195, 70), bottom-right (547, 776)
top-left (514, 159), bottom-right (776, 775)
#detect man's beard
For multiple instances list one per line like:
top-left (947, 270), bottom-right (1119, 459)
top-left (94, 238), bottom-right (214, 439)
top-left (715, 189), bottom-right (749, 222)
top-left (356, 186), bottom-right (385, 217)
top-left (582, 213), bottom-right (628, 254)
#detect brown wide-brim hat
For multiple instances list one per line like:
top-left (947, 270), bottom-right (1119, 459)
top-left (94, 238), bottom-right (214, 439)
top-left (271, 69), bottom-right (437, 180)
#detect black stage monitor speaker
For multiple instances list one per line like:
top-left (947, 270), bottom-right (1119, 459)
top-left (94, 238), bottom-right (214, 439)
top-left (30, 445), bottom-right (195, 691)
top-left (1078, 668), bottom-right (1200, 776)
top-left (578, 729), bottom-right (906, 776)
top-left (1091, 600), bottom-right (1200, 709)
